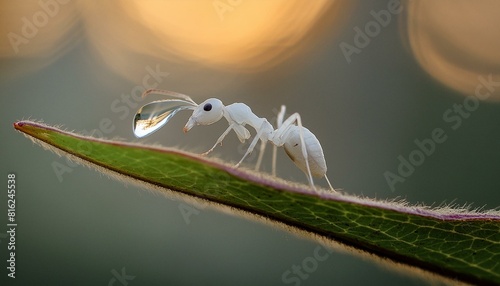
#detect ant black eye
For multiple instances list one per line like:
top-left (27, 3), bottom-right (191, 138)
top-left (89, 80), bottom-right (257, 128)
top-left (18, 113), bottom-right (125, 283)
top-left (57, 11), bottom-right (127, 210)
top-left (203, 103), bottom-right (212, 111)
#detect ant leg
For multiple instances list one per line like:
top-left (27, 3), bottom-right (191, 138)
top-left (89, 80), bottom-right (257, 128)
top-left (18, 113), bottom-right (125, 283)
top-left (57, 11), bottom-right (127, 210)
top-left (276, 105), bottom-right (286, 129)
top-left (272, 145), bottom-right (277, 176)
top-left (325, 175), bottom-right (336, 193)
top-left (255, 140), bottom-right (266, 171)
top-left (235, 135), bottom-right (261, 168)
top-left (274, 113), bottom-right (316, 191)
top-left (235, 123), bottom-right (268, 168)
top-left (202, 124), bottom-right (234, 156)
top-left (270, 105), bottom-right (285, 176)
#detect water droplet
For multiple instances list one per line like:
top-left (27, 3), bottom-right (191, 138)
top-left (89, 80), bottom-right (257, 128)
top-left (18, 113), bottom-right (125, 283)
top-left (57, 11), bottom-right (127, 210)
top-left (133, 99), bottom-right (196, 138)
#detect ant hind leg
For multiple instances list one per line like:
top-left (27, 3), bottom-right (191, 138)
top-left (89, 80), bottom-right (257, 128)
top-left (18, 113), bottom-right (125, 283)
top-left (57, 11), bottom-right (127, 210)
top-left (324, 175), bottom-right (336, 193)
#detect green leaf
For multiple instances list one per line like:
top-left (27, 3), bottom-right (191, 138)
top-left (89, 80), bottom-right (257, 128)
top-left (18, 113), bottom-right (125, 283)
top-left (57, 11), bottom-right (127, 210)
top-left (14, 120), bottom-right (500, 285)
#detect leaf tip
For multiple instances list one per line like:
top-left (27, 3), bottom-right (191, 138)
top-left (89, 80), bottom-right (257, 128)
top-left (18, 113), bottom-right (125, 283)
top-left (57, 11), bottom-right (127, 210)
top-left (13, 121), bottom-right (25, 130)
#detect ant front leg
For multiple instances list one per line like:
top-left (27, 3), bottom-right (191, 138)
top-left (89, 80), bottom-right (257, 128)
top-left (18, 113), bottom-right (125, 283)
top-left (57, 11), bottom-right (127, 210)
top-left (201, 124), bottom-right (234, 156)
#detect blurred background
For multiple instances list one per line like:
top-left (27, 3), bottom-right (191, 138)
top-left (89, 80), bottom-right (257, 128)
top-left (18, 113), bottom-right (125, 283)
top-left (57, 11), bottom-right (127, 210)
top-left (1, 0), bottom-right (500, 285)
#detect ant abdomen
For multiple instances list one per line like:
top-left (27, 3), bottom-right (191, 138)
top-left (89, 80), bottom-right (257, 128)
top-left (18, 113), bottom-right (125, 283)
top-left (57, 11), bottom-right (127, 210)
top-left (283, 126), bottom-right (327, 178)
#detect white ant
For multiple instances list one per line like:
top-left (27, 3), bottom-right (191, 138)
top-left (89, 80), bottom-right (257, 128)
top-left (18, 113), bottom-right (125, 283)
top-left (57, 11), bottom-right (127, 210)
top-left (133, 89), bottom-right (335, 192)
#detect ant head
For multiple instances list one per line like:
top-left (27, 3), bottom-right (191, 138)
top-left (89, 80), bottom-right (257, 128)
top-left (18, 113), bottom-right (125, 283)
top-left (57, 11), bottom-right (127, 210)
top-left (183, 98), bottom-right (224, 132)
